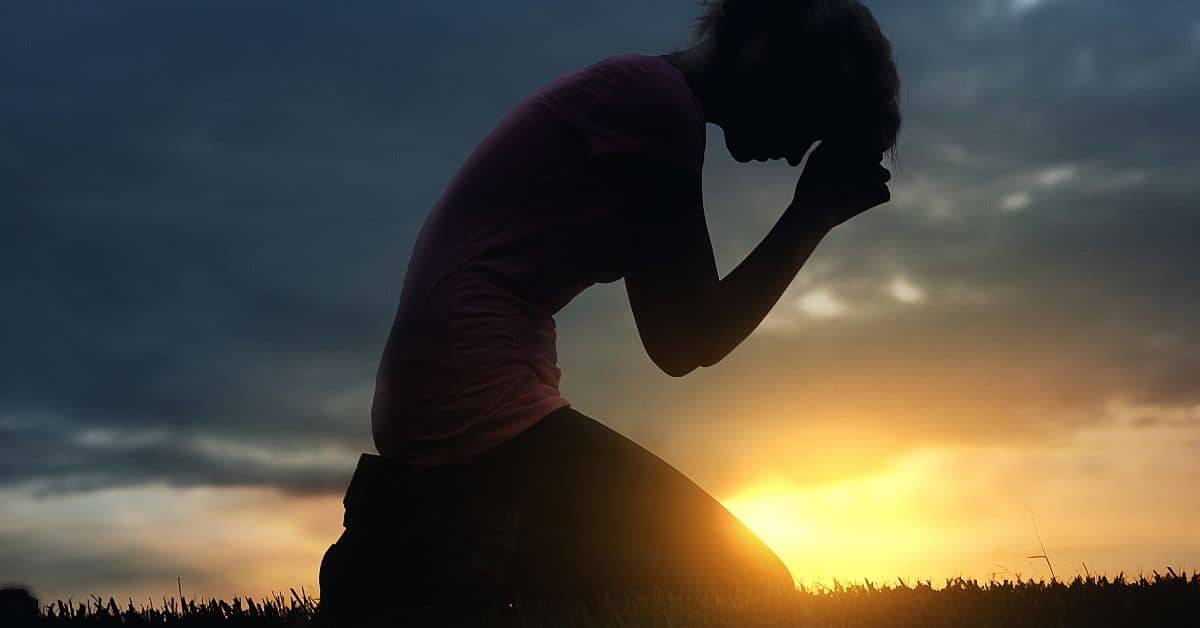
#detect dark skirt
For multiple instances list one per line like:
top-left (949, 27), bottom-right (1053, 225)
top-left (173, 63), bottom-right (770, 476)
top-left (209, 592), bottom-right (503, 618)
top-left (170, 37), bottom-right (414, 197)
top-left (316, 405), bottom-right (793, 624)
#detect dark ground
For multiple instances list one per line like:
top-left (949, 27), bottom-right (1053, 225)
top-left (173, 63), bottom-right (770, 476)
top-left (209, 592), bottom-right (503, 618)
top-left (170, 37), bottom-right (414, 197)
top-left (4, 571), bottom-right (1199, 627)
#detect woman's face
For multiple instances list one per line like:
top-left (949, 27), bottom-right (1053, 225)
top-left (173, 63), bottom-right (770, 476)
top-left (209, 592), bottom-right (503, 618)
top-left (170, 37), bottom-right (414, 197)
top-left (719, 62), bottom-right (820, 166)
top-left (718, 45), bottom-right (890, 166)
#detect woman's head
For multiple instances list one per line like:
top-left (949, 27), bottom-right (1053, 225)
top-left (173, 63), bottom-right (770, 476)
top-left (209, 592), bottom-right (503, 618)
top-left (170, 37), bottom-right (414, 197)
top-left (689, 0), bottom-right (901, 164)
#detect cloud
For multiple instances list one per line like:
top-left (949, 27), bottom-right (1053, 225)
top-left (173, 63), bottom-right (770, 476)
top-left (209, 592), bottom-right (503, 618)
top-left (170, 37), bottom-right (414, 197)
top-left (886, 174), bottom-right (957, 222)
top-left (1086, 170), bottom-right (1148, 193)
top-left (0, 0), bottom-right (709, 499)
top-left (0, 484), bottom-right (342, 602)
top-left (1009, 0), bottom-right (1057, 16)
top-left (797, 289), bottom-right (849, 319)
top-left (1103, 398), bottom-right (1200, 429)
top-left (1035, 164), bottom-right (1078, 187)
top-left (1, 0), bottom-right (1199, 516)
top-left (1, 0), bottom-right (1198, 600)
top-left (887, 277), bottom-right (926, 304)
top-left (0, 417), bottom-right (358, 497)
top-left (1000, 191), bottom-right (1032, 211)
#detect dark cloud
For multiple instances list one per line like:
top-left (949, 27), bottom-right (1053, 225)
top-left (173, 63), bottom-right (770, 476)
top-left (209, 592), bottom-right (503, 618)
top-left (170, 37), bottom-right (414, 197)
top-left (2, 0), bottom-right (1199, 500)
top-left (1, 0), bottom-right (689, 495)
top-left (0, 418), bottom-right (355, 497)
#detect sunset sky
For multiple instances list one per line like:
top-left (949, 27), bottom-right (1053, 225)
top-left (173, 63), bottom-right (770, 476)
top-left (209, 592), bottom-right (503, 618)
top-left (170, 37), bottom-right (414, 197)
top-left (4, 0), bottom-right (1199, 603)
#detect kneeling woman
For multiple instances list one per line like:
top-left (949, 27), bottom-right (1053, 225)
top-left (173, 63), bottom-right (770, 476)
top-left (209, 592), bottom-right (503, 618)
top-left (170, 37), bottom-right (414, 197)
top-left (318, 0), bottom-right (900, 621)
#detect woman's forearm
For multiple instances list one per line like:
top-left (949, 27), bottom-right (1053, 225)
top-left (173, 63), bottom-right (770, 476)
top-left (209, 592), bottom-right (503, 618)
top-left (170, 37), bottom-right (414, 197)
top-left (695, 201), bottom-right (831, 367)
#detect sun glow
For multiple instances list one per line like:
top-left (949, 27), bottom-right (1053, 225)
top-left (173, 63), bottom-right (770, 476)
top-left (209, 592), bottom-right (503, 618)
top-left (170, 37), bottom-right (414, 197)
top-left (718, 411), bottom-right (1200, 588)
top-left (720, 452), bottom-right (961, 587)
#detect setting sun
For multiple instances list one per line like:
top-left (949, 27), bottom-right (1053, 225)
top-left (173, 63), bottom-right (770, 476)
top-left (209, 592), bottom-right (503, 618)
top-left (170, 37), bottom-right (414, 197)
top-left (721, 405), bottom-right (1200, 588)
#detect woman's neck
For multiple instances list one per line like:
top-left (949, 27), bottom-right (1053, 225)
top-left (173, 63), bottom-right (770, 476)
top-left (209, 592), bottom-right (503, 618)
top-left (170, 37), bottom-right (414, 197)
top-left (662, 38), bottom-right (728, 127)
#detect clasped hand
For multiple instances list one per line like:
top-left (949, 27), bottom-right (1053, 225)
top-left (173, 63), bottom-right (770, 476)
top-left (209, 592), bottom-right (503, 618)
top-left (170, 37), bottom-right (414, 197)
top-left (790, 141), bottom-right (892, 231)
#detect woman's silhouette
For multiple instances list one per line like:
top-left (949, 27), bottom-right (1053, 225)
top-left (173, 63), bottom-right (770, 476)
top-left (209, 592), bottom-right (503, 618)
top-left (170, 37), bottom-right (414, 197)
top-left (318, 0), bottom-right (900, 623)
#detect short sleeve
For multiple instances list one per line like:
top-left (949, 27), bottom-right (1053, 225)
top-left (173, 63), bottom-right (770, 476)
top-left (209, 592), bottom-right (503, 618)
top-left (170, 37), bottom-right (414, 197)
top-left (538, 55), bottom-right (707, 176)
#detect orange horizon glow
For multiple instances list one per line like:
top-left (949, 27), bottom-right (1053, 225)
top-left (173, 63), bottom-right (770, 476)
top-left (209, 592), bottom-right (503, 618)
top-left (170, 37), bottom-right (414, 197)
top-left (9, 396), bottom-right (1197, 605)
top-left (719, 405), bottom-right (1200, 587)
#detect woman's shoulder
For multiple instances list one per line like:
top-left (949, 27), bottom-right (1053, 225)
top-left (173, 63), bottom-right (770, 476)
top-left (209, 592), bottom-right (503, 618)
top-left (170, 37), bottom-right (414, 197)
top-left (539, 53), bottom-right (704, 127)
top-left (588, 52), bottom-right (673, 73)
top-left (527, 53), bottom-right (706, 176)
top-left (581, 53), bottom-right (694, 95)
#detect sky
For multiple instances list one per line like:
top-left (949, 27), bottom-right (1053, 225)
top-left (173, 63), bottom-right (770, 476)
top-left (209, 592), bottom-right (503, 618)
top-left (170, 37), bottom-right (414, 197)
top-left (3, 0), bottom-right (1199, 603)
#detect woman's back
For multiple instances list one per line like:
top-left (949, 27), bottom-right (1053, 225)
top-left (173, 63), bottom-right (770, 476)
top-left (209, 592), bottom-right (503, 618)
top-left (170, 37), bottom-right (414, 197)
top-left (372, 53), bottom-right (707, 465)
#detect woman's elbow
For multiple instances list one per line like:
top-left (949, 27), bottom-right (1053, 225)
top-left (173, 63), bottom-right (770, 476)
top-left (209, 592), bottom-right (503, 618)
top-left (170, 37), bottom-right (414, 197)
top-left (665, 361), bottom-right (699, 378)
top-left (642, 330), bottom-right (710, 377)
top-left (649, 350), bottom-right (699, 378)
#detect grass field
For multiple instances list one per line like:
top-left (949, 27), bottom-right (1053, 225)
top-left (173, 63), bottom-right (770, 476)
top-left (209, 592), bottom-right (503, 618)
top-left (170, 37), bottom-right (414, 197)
top-left (7, 570), bottom-right (1198, 627)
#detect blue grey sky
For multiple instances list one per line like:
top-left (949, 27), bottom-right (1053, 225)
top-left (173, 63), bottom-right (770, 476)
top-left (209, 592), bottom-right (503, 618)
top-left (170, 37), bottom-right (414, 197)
top-left (3, 0), bottom-right (1199, 601)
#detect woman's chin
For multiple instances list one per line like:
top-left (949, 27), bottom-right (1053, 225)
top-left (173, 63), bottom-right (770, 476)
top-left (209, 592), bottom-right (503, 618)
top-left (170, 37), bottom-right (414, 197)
top-left (726, 141), bottom-right (751, 163)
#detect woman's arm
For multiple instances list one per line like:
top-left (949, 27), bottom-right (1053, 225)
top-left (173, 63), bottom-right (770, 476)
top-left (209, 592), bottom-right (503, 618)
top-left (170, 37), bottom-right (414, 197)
top-left (689, 196), bottom-right (833, 369)
top-left (607, 143), bottom-right (890, 376)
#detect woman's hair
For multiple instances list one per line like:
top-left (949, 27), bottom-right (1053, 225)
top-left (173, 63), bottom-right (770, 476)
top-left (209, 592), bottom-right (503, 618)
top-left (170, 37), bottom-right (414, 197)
top-left (691, 0), bottom-right (901, 159)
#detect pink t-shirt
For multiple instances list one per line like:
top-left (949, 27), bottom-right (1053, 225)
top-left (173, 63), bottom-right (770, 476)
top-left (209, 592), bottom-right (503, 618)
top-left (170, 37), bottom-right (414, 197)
top-left (371, 53), bottom-right (707, 465)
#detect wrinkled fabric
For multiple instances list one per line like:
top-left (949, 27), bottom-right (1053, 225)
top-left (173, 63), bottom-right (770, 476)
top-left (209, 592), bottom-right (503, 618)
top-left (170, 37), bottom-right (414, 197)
top-left (372, 53), bottom-right (707, 465)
